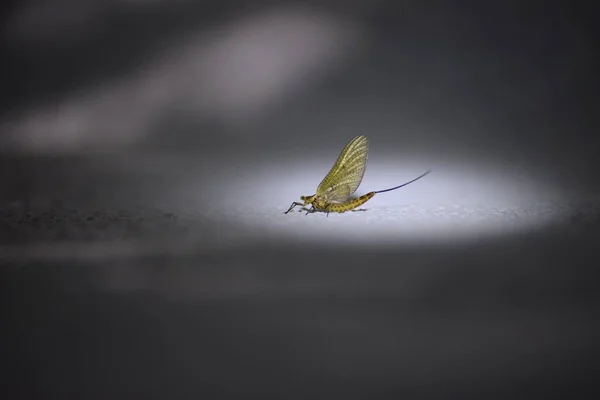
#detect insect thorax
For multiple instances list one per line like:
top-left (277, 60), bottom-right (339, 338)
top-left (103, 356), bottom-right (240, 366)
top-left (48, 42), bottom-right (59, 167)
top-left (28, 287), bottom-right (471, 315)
top-left (312, 195), bottom-right (329, 210)
top-left (300, 194), bottom-right (329, 210)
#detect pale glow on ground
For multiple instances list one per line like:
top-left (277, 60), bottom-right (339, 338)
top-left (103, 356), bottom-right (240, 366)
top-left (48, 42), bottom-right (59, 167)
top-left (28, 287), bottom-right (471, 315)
top-left (204, 155), bottom-right (570, 247)
top-left (0, 152), bottom-right (584, 263)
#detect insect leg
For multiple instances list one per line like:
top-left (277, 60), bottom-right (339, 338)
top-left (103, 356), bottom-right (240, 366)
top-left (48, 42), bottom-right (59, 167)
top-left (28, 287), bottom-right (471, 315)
top-left (284, 202), bottom-right (303, 214)
top-left (305, 204), bottom-right (316, 215)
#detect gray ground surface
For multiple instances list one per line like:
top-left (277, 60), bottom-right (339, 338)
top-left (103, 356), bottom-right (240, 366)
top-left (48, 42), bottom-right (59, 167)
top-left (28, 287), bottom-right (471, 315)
top-left (2, 154), bottom-right (600, 399)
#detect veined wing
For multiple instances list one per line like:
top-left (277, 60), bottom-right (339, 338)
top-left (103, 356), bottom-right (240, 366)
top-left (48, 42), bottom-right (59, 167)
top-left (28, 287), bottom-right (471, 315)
top-left (316, 135), bottom-right (369, 202)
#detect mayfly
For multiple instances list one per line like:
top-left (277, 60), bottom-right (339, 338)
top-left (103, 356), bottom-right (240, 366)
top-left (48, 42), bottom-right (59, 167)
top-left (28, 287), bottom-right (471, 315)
top-left (284, 135), bottom-right (431, 215)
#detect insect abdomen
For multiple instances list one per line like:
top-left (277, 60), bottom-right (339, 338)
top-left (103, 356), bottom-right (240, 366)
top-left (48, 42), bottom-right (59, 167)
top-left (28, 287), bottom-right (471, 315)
top-left (329, 192), bottom-right (375, 213)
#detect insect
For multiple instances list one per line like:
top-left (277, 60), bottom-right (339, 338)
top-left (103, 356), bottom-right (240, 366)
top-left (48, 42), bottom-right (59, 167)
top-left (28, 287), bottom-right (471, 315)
top-left (284, 135), bottom-right (431, 215)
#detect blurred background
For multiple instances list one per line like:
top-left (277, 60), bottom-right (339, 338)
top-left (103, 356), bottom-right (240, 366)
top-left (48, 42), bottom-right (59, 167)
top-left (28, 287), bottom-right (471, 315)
top-left (2, 0), bottom-right (599, 398)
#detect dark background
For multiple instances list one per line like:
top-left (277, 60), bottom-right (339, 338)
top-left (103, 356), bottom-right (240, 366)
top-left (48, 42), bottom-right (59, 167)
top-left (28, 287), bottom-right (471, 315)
top-left (2, 0), bottom-right (600, 398)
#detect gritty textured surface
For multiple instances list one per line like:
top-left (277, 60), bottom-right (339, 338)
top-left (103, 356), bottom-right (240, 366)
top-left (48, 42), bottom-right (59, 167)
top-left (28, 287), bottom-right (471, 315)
top-left (3, 152), bottom-right (598, 263)
top-left (3, 200), bottom-right (600, 399)
top-left (4, 155), bottom-right (599, 400)
top-left (2, 199), bottom-right (600, 263)
top-left (3, 160), bottom-right (600, 400)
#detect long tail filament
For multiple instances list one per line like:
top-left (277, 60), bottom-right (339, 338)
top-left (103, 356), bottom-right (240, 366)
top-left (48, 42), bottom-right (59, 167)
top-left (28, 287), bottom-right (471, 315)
top-left (374, 170), bottom-right (432, 194)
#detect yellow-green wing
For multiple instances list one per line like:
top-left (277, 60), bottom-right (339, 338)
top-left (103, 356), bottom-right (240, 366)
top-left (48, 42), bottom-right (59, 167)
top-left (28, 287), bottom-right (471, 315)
top-left (316, 135), bottom-right (369, 203)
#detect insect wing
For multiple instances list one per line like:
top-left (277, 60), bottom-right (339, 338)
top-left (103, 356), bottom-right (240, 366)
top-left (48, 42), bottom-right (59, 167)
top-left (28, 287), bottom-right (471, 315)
top-left (316, 135), bottom-right (369, 202)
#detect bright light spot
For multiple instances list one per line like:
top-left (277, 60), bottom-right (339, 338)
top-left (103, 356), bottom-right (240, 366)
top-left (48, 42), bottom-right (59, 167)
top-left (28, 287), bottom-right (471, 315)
top-left (202, 154), bottom-right (569, 247)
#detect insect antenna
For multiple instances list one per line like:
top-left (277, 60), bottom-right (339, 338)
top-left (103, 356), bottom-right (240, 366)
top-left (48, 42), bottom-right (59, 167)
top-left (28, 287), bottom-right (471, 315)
top-left (374, 170), bottom-right (432, 194)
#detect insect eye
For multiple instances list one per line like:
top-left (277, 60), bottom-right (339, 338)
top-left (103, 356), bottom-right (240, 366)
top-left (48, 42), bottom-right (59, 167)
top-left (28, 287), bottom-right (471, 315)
top-left (300, 196), bottom-right (306, 200)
